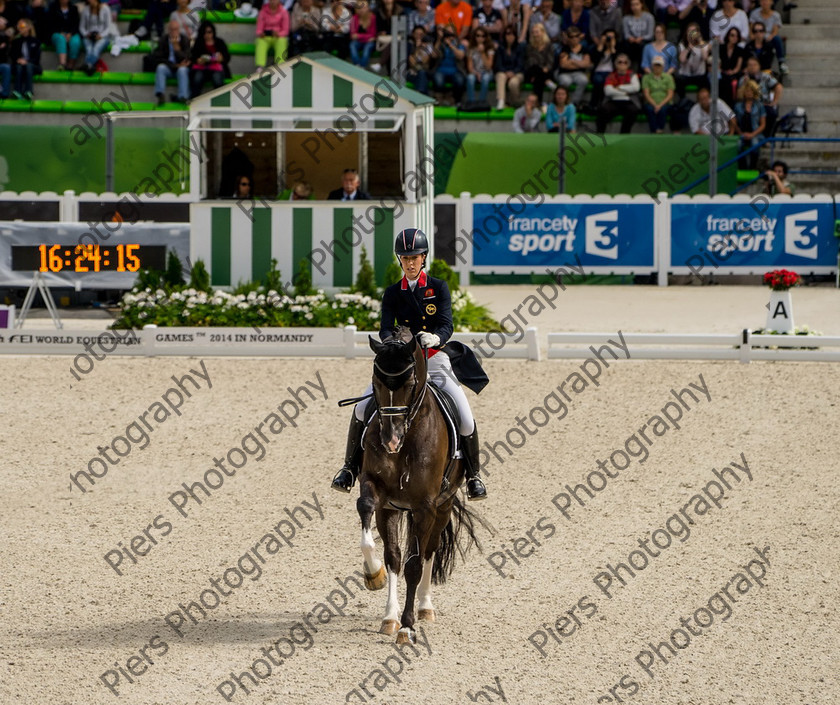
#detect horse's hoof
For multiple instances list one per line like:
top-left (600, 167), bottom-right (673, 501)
top-left (379, 619), bottom-right (400, 635)
top-left (396, 628), bottom-right (416, 645)
top-left (418, 609), bottom-right (435, 622)
top-left (364, 565), bottom-right (387, 591)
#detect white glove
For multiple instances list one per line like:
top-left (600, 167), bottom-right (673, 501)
top-left (418, 332), bottom-right (441, 348)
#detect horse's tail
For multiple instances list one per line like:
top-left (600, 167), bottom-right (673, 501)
top-left (431, 494), bottom-right (491, 585)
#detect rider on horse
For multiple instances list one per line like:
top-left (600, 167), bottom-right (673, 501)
top-left (331, 227), bottom-right (488, 501)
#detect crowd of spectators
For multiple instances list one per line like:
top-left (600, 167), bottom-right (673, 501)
top-left (0, 0), bottom-right (791, 134)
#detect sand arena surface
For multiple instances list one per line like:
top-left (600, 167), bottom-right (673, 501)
top-left (2, 285), bottom-right (839, 705)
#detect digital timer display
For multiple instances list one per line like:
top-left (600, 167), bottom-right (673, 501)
top-left (11, 245), bottom-right (167, 273)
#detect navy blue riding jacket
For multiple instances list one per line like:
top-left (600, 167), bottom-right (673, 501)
top-left (379, 271), bottom-right (453, 348)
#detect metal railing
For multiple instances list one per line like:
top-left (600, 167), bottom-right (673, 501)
top-left (675, 136), bottom-right (840, 196)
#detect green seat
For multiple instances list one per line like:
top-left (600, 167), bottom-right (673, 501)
top-left (35, 70), bottom-right (68, 82)
top-left (227, 42), bottom-right (255, 55)
top-left (131, 101), bottom-right (162, 111)
top-left (123, 41), bottom-right (153, 53)
top-left (737, 169), bottom-right (760, 182)
top-left (131, 72), bottom-right (156, 85)
top-left (101, 71), bottom-right (134, 84)
top-left (68, 72), bottom-right (104, 84)
top-left (62, 100), bottom-right (98, 113)
top-left (31, 99), bottom-right (65, 113)
top-left (0, 98), bottom-right (31, 112)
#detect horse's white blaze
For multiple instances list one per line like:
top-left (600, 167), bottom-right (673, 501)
top-left (417, 558), bottom-right (435, 612)
top-left (383, 569), bottom-right (399, 623)
top-left (360, 527), bottom-right (381, 576)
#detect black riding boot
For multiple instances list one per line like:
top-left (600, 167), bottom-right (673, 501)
top-left (461, 426), bottom-right (487, 501)
top-left (331, 416), bottom-right (365, 493)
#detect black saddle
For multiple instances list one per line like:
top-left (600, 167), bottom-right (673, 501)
top-left (428, 380), bottom-right (461, 460)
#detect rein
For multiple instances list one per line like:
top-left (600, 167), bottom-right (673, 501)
top-left (372, 343), bottom-right (428, 428)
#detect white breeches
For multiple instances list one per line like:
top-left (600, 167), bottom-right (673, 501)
top-left (354, 352), bottom-right (475, 436)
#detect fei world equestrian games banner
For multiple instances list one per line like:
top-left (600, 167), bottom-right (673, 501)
top-left (670, 199), bottom-right (838, 272)
top-left (471, 202), bottom-right (656, 273)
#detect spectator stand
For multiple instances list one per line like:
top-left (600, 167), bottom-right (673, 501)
top-left (186, 51), bottom-right (435, 290)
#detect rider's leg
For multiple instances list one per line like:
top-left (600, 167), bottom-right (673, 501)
top-left (428, 354), bottom-right (487, 501)
top-left (330, 386), bottom-right (372, 493)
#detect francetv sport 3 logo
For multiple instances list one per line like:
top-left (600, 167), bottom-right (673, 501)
top-left (471, 203), bottom-right (655, 268)
top-left (670, 203), bottom-right (836, 269)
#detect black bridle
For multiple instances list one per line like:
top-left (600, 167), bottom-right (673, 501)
top-left (371, 344), bottom-right (427, 429)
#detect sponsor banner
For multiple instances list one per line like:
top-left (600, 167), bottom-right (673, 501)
top-left (0, 327), bottom-right (345, 359)
top-left (0, 327), bottom-right (346, 356)
top-left (0, 329), bottom-right (144, 355)
top-left (670, 201), bottom-right (838, 270)
top-left (146, 327), bottom-right (345, 356)
top-left (471, 202), bottom-right (655, 271)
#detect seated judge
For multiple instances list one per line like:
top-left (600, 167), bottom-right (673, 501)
top-left (327, 168), bottom-right (371, 201)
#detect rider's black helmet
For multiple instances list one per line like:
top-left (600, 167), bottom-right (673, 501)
top-left (394, 228), bottom-right (429, 257)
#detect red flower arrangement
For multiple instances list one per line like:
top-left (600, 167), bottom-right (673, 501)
top-left (763, 269), bottom-right (801, 291)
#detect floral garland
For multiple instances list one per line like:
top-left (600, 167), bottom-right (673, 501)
top-left (763, 269), bottom-right (801, 291)
top-left (113, 288), bottom-right (381, 329)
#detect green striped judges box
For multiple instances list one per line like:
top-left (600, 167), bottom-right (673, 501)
top-left (191, 202), bottom-right (414, 289)
top-left (185, 53), bottom-right (436, 289)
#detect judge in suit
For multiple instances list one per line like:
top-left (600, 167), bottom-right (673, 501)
top-left (330, 228), bottom-right (488, 501)
top-left (327, 168), bottom-right (372, 201)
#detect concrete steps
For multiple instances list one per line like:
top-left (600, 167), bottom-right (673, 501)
top-left (786, 72), bottom-right (840, 89)
top-left (41, 51), bottom-right (257, 75)
top-left (790, 7), bottom-right (839, 24)
top-left (115, 20), bottom-right (258, 44)
top-left (779, 23), bottom-right (838, 40)
top-left (782, 87), bottom-right (840, 106)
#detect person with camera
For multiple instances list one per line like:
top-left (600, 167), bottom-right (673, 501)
top-left (432, 24), bottom-right (467, 105)
top-left (675, 21), bottom-right (709, 98)
top-left (678, 0), bottom-right (712, 40)
top-left (255, 0), bottom-right (289, 68)
top-left (590, 0), bottom-right (622, 46)
top-left (289, 0), bottom-right (321, 57)
top-left (587, 26), bottom-right (617, 111)
top-left (190, 21), bottom-right (230, 97)
top-left (407, 24), bottom-right (434, 95)
top-left (762, 160), bottom-right (793, 196)
top-left (79, 0), bottom-right (115, 75)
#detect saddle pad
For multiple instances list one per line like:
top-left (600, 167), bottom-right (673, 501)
top-left (428, 382), bottom-right (461, 460)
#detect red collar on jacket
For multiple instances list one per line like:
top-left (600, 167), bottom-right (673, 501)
top-left (399, 270), bottom-right (427, 290)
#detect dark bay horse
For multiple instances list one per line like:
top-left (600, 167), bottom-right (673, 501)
top-left (357, 327), bottom-right (481, 644)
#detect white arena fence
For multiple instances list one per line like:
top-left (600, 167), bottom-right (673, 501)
top-left (1, 325), bottom-right (838, 362)
top-left (547, 331), bottom-right (840, 363)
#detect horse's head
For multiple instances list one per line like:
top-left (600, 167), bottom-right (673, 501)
top-left (368, 327), bottom-right (427, 454)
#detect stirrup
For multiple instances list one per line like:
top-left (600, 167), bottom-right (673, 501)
top-left (331, 466), bottom-right (357, 493)
top-left (466, 476), bottom-right (487, 501)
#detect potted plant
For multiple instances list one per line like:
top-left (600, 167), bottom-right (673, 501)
top-left (763, 269), bottom-right (800, 334)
